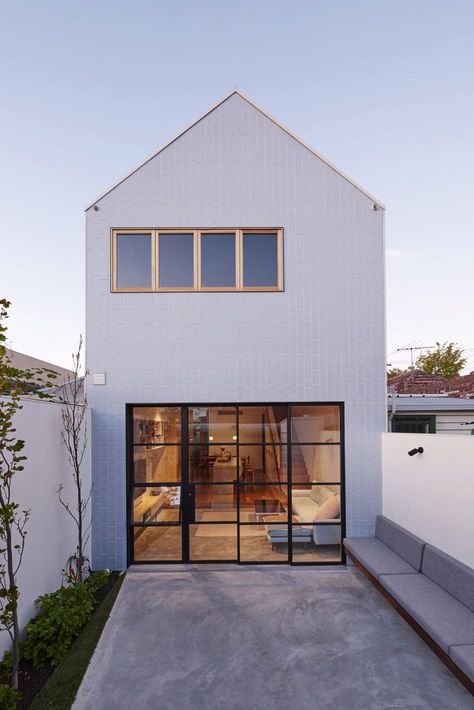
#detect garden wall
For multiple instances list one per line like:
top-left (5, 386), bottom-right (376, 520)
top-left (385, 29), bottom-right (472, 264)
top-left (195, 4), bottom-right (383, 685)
top-left (382, 432), bottom-right (474, 568)
top-left (0, 396), bottom-right (91, 656)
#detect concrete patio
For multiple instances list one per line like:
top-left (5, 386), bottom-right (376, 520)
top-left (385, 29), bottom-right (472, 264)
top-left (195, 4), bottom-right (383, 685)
top-left (73, 566), bottom-right (473, 709)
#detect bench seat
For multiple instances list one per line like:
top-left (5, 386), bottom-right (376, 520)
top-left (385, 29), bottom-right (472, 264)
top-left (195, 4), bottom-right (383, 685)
top-left (344, 537), bottom-right (417, 579)
top-left (450, 645), bottom-right (474, 683)
top-left (380, 573), bottom-right (474, 654)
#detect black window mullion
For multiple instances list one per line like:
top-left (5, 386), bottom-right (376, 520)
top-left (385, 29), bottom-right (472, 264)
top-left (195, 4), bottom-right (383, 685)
top-left (288, 403), bottom-right (292, 565)
top-left (182, 406), bottom-right (189, 562)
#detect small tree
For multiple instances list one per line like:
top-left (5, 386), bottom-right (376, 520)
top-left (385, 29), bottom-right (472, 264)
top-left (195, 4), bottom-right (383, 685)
top-left (57, 336), bottom-right (91, 583)
top-left (416, 341), bottom-right (466, 380)
top-left (0, 299), bottom-right (55, 690)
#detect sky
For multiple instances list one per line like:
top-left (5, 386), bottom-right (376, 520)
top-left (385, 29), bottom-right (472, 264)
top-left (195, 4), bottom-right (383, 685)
top-left (1, 0), bottom-right (473, 372)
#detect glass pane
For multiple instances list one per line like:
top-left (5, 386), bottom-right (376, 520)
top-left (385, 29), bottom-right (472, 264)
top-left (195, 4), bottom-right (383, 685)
top-left (132, 486), bottom-right (181, 523)
top-left (243, 233), bottom-right (278, 287)
top-left (133, 446), bottom-right (180, 483)
top-left (239, 445), bottom-right (287, 483)
top-left (239, 485), bottom-right (288, 524)
top-left (159, 233), bottom-right (194, 288)
top-left (292, 485), bottom-right (341, 523)
top-left (239, 524), bottom-right (289, 562)
top-left (239, 405), bottom-right (288, 443)
top-left (291, 405), bottom-right (341, 443)
top-left (195, 485), bottom-right (237, 521)
top-left (290, 445), bottom-right (340, 487)
top-left (188, 406), bottom-right (237, 444)
top-left (200, 233), bottom-right (236, 287)
top-left (133, 406), bottom-right (181, 444)
top-left (189, 523), bottom-right (237, 561)
top-left (133, 525), bottom-right (182, 561)
top-left (116, 233), bottom-right (152, 288)
top-left (292, 525), bottom-right (342, 563)
top-left (189, 446), bottom-right (237, 483)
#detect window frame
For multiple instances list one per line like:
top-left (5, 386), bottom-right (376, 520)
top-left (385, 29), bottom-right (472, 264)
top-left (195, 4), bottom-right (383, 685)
top-left (111, 228), bottom-right (284, 293)
top-left (111, 229), bottom-right (156, 293)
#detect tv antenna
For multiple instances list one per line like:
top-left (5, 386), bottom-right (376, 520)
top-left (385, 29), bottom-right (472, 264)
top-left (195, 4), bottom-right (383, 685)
top-left (396, 345), bottom-right (435, 368)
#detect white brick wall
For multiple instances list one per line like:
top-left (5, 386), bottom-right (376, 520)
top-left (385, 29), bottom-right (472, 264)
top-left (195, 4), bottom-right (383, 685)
top-left (86, 93), bottom-right (386, 569)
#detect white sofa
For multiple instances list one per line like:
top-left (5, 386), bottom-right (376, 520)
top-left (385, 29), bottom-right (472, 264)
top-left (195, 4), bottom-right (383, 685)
top-left (292, 485), bottom-right (340, 545)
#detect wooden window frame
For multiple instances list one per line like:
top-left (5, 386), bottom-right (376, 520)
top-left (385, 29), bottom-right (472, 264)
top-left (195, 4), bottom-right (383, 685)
top-left (111, 229), bottom-right (156, 293)
top-left (111, 228), bottom-right (284, 293)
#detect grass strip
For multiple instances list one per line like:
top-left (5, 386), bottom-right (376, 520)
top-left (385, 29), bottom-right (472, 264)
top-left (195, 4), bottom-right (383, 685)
top-left (29, 574), bottom-right (125, 710)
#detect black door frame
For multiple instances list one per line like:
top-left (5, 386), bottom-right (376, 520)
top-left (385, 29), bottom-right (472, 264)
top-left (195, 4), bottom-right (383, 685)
top-left (126, 402), bottom-right (346, 566)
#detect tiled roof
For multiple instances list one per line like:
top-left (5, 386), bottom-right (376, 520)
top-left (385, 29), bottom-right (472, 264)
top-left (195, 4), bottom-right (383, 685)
top-left (388, 369), bottom-right (474, 398)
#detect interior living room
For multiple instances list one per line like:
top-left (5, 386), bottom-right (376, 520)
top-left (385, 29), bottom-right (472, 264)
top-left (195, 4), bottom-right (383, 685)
top-left (130, 404), bottom-right (343, 564)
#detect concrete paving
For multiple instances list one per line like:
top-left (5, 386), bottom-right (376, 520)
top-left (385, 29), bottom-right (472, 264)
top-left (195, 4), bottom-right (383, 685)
top-left (73, 566), bottom-right (473, 709)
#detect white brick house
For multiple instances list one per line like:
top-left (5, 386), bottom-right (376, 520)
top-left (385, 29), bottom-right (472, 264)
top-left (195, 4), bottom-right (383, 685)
top-left (85, 90), bottom-right (385, 569)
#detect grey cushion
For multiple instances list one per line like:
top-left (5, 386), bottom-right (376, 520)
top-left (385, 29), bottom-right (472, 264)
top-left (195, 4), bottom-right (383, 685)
top-left (380, 573), bottom-right (474, 653)
top-left (375, 516), bottom-right (425, 570)
top-left (422, 545), bottom-right (474, 612)
top-left (344, 537), bottom-right (417, 579)
top-left (449, 645), bottom-right (474, 682)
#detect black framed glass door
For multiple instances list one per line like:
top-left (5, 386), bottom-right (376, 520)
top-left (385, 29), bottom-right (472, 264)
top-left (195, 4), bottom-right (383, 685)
top-left (127, 403), bottom-right (345, 565)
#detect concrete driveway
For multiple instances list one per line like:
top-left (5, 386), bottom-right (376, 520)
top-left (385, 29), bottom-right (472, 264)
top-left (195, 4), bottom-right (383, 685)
top-left (73, 566), bottom-right (472, 709)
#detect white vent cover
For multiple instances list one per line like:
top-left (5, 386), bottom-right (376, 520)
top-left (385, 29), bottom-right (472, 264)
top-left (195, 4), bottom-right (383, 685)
top-left (92, 373), bottom-right (106, 386)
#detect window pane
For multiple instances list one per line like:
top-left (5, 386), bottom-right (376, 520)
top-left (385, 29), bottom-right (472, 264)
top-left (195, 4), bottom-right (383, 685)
top-left (292, 485), bottom-right (341, 523)
top-left (292, 525), bottom-right (342, 563)
top-left (188, 406), bottom-right (237, 444)
top-left (132, 486), bottom-right (181, 523)
top-left (240, 524), bottom-right (289, 562)
top-left (159, 233), bottom-right (194, 288)
top-left (243, 233), bottom-right (278, 287)
top-left (195, 484), bottom-right (237, 521)
top-left (239, 445), bottom-right (287, 483)
top-left (133, 446), bottom-right (180, 483)
top-left (291, 405), bottom-right (341, 443)
top-left (290, 445), bottom-right (340, 486)
top-left (189, 523), bottom-right (237, 560)
top-left (133, 407), bottom-right (181, 444)
top-left (116, 233), bottom-right (152, 288)
top-left (239, 485), bottom-right (288, 523)
top-left (200, 233), bottom-right (236, 287)
top-left (133, 525), bottom-right (182, 561)
top-left (189, 446), bottom-right (238, 483)
top-left (238, 405), bottom-right (288, 443)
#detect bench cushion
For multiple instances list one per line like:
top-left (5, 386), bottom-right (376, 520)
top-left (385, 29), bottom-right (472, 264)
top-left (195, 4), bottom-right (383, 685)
top-left (380, 573), bottom-right (474, 653)
top-left (422, 545), bottom-right (474, 612)
top-left (449, 645), bottom-right (474, 682)
top-left (344, 537), bottom-right (417, 579)
top-left (375, 516), bottom-right (425, 570)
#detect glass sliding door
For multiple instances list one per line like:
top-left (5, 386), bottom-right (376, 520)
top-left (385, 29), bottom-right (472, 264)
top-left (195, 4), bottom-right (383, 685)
top-left (127, 403), bottom-right (344, 565)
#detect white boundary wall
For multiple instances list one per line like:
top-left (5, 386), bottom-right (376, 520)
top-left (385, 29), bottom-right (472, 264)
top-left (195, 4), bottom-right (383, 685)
top-left (382, 432), bottom-right (474, 568)
top-left (0, 397), bottom-right (91, 656)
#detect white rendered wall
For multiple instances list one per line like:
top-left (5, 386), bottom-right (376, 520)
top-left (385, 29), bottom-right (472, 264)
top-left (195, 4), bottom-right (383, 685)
top-left (0, 397), bottom-right (91, 656)
top-left (382, 432), bottom-right (474, 568)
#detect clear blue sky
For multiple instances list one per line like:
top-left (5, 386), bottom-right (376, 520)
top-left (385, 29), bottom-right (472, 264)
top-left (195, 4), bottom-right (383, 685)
top-left (1, 0), bottom-right (473, 372)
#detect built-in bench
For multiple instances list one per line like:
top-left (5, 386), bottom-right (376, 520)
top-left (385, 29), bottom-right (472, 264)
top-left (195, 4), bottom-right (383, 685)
top-left (344, 516), bottom-right (474, 695)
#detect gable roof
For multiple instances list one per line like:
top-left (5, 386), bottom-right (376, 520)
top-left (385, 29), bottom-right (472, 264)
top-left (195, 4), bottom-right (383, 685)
top-left (85, 89), bottom-right (385, 211)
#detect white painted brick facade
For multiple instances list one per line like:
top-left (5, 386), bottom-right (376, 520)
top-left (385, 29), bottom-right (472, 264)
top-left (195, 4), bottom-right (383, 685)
top-left (86, 93), bottom-right (386, 569)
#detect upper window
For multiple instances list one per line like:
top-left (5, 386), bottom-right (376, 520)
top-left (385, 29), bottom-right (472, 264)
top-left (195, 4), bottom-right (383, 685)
top-left (111, 229), bottom-right (283, 292)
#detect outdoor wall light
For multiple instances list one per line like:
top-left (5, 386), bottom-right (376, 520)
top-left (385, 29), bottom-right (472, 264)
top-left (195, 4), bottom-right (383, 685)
top-left (408, 447), bottom-right (424, 457)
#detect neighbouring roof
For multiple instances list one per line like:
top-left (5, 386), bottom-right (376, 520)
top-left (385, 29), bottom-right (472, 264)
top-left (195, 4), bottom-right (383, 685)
top-left (8, 350), bottom-right (74, 383)
top-left (388, 368), bottom-right (474, 398)
top-left (387, 394), bottom-right (474, 412)
top-left (85, 88), bottom-right (385, 211)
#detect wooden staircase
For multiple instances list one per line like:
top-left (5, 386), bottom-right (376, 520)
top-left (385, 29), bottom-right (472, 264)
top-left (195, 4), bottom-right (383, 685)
top-left (281, 442), bottom-right (311, 489)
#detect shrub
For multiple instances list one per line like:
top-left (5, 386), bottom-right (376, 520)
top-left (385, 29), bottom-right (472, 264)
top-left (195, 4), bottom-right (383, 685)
top-left (84, 570), bottom-right (110, 596)
top-left (0, 683), bottom-right (20, 709)
top-left (22, 583), bottom-right (95, 668)
top-left (0, 652), bottom-right (11, 685)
